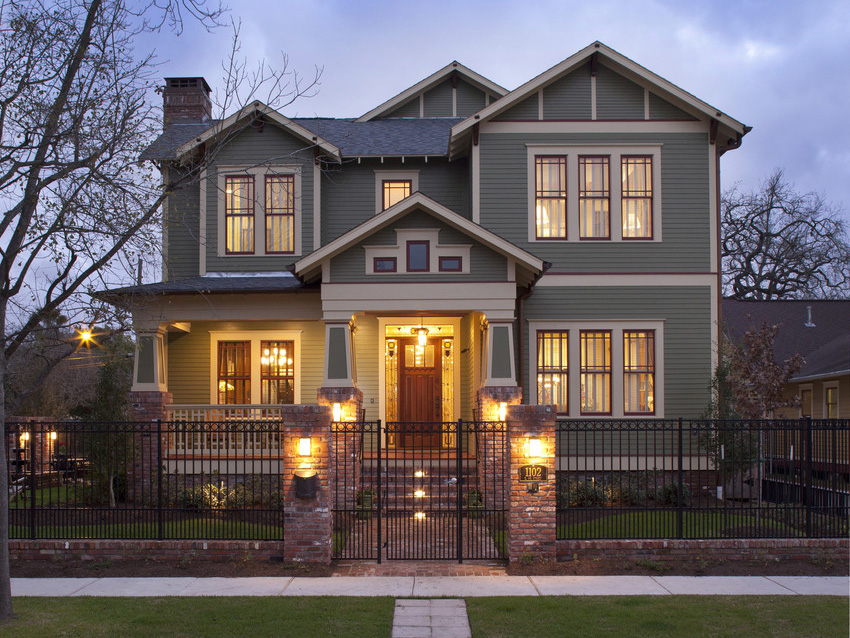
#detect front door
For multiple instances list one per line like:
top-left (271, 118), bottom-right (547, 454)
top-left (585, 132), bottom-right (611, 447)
top-left (398, 337), bottom-right (441, 447)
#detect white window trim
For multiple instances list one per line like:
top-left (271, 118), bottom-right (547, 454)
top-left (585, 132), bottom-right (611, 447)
top-left (528, 320), bottom-right (665, 418)
top-left (209, 330), bottom-right (302, 405)
top-left (823, 380), bottom-right (839, 419)
top-left (216, 165), bottom-right (303, 258)
top-left (374, 170), bottom-right (420, 214)
top-left (526, 144), bottom-right (662, 243)
top-left (363, 228), bottom-right (471, 275)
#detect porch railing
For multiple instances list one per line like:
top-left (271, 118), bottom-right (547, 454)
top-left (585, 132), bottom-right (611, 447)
top-left (167, 404), bottom-right (287, 421)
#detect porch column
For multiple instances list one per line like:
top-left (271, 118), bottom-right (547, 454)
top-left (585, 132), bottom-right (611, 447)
top-left (506, 404), bottom-right (557, 562)
top-left (484, 320), bottom-right (517, 387)
top-left (131, 325), bottom-right (167, 393)
top-left (319, 319), bottom-right (362, 421)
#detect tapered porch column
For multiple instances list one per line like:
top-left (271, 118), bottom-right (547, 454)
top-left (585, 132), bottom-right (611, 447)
top-left (131, 324), bottom-right (167, 393)
top-left (319, 319), bottom-right (362, 421)
top-left (484, 320), bottom-right (517, 387)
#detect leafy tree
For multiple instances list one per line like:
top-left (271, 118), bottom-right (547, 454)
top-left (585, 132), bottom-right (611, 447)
top-left (722, 170), bottom-right (850, 300)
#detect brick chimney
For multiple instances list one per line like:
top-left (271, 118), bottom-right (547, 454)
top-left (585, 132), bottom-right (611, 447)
top-left (162, 77), bottom-right (212, 127)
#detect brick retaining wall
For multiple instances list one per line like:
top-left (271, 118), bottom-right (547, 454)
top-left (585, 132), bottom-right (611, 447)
top-left (557, 538), bottom-right (849, 563)
top-left (10, 539), bottom-right (284, 563)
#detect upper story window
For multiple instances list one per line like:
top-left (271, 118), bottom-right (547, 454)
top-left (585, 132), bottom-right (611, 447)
top-left (225, 176), bottom-right (254, 254)
top-left (375, 170), bottom-right (419, 214)
top-left (622, 156), bottom-right (653, 239)
top-left (265, 175), bottom-right (295, 253)
top-left (535, 156), bottom-right (567, 239)
top-left (407, 240), bottom-right (429, 272)
top-left (383, 180), bottom-right (412, 210)
top-left (579, 156), bottom-right (610, 240)
top-left (527, 145), bottom-right (662, 243)
top-left (216, 166), bottom-right (302, 258)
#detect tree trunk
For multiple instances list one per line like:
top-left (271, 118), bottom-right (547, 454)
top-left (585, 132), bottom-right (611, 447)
top-left (0, 304), bottom-right (15, 620)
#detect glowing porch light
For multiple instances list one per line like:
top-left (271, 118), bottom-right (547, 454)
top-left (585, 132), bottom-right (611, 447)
top-left (298, 437), bottom-right (312, 457)
top-left (498, 402), bottom-right (507, 421)
top-left (413, 490), bottom-right (426, 498)
top-left (332, 403), bottom-right (342, 422)
top-left (526, 437), bottom-right (543, 459)
top-left (414, 511), bottom-right (426, 521)
top-left (413, 470), bottom-right (424, 478)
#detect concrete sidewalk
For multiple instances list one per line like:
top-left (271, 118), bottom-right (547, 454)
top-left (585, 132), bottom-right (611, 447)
top-left (11, 575), bottom-right (848, 597)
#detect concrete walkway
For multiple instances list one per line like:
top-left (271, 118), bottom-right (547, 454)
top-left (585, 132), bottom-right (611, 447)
top-left (11, 575), bottom-right (848, 597)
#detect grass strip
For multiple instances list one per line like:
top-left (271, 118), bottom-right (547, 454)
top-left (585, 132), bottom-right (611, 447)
top-left (467, 596), bottom-right (848, 638)
top-left (0, 596), bottom-right (395, 638)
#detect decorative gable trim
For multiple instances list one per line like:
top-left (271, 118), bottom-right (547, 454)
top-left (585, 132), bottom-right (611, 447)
top-left (176, 101), bottom-right (341, 162)
top-left (356, 61), bottom-right (508, 122)
top-left (449, 41), bottom-right (749, 158)
top-left (293, 192), bottom-right (545, 282)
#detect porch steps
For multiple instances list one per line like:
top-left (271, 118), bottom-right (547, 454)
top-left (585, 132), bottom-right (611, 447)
top-left (363, 460), bottom-right (480, 510)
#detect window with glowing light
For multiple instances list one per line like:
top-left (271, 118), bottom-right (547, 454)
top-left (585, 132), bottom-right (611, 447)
top-left (537, 331), bottom-right (569, 413)
top-left (382, 180), bottom-right (412, 210)
top-left (260, 341), bottom-right (295, 404)
top-left (535, 155), bottom-right (567, 239)
top-left (265, 175), bottom-right (295, 253)
top-left (825, 385), bottom-right (838, 419)
top-left (579, 156), bottom-right (610, 239)
top-left (621, 156), bottom-right (653, 239)
top-left (580, 330), bottom-right (611, 415)
top-left (217, 341), bottom-right (250, 404)
top-left (623, 330), bottom-right (655, 414)
top-left (224, 176), bottom-right (254, 254)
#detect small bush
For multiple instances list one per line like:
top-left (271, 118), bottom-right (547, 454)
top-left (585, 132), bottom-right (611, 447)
top-left (655, 482), bottom-right (691, 506)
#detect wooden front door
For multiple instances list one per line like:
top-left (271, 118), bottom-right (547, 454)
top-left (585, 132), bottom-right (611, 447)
top-left (398, 337), bottom-right (441, 447)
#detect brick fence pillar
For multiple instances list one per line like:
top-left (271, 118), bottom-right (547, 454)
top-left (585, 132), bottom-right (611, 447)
top-left (282, 404), bottom-right (333, 563)
top-left (126, 391), bottom-right (173, 501)
top-left (506, 404), bottom-right (557, 562)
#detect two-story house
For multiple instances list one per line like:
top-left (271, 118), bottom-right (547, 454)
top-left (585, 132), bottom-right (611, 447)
top-left (107, 42), bottom-right (748, 444)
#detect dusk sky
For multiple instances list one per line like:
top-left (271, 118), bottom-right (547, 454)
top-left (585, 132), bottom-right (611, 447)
top-left (140, 0), bottom-right (850, 222)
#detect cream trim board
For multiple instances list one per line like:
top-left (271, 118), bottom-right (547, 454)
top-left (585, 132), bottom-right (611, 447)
top-left (483, 120), bottom-right (707, 135)
top-left (471, 142), bottom-right (481, 223)
top-left (374, 170), bottom-right (420, 214)
top-left (363, 228), bottom-right (471, 275)
top-left (823, 380), bottom-right (839, 418)
top-left (527, 320), bottom-right (665, 418)
top-left (199, 168), bottom-right (207, 276)
top-left (526, 144), bottom-right (663, 243)
top-left (537, 274), bottom-right (716, 287)
top-left (208, 330), bottom-right (302, 405)
top-left (313, 161), bottom-right (321, 251)
top-left (377, 316), bottom-right (463, 424)
top-left (590, 73), bottom-right (597, 120)
top-left (215, 165), bottom-right (303, 258)
top-left (709, 143), bottom-right (718, 272)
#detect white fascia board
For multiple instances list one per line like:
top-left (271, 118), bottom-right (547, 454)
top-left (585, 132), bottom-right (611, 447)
top-left (176, 101), bottom-right (341, 161)
top-left (293, 192), bottom-right (544, 279)
top-left (356, 61), bottom-right (508, 122)
top-left (449, 41), bottom-right (748, 156)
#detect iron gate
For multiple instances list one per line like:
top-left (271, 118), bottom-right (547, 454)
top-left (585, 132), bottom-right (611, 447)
top-left (332, 420), bottom-right (507, 562)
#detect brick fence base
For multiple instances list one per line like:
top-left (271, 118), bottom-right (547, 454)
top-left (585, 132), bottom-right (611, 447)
top-left (558, 538), bottom-right (849, 563)
top-left (9, 540), bottom-right (286, 563)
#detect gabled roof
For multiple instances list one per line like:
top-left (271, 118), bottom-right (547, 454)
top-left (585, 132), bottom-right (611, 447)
top-left (722, 299), bottom-right (850, 381)
top-left (293, 192), bottom-right (546, 283)
top-left (356, 61), bottom-right (508, 122)
top-left (449, 41), bottom-right (750, 158)
top-left (175, 101), bottom-right (342, 162)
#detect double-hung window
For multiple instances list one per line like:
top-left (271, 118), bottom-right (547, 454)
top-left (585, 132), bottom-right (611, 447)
top-left (623, 330), bottom-right (655, 414)
top-left (218, 341), bottom-right (251, 404)
top-left (824, 385), bottom-right (839, 419)
top-left (621, 156), bottom-right (653, 239)
top-left (224, 176), bottom-right (254, 254)
top-left (535, 156), bottom-right (567, 239)
top-left (580, 331), bottom-right (611, 415)
top-left (537, 331), bottom-right (569, 413)
top-left (579, 156), bottom-right (610, 239)
top-left (265, 175), bottom-right (295, 253)
top-left (260, 341), bottom-right (295, 404)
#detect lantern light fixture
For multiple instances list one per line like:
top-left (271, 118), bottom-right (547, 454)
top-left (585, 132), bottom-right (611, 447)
top-left (526, 437), bottom-right (543, 459)
top-left (298, 437), bottom-right (312, 457)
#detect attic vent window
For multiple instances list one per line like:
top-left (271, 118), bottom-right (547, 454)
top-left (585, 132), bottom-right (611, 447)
top-left (804, 305), bottom-right (816, 328)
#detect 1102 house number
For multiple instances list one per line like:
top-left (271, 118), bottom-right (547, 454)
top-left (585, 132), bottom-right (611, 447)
top-left (518, 464), bottom-right (547, 482)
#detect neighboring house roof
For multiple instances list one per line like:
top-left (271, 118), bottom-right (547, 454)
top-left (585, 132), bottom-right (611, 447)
top-left (141, 116), bottom-right (462, 161)
top-left (293, 192), bottom-right (547, 284)
top-left (356, 60), bottom-right (508, 122)
top-left (722, 299), bottom-right (850, 381)
top-left (449, 40), bottom-right (750, 158)
top-left (99, 274), bottom-right (310, 299)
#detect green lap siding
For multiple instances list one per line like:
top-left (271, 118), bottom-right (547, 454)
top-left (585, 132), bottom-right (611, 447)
top-left (542, 63), bottom-right (592, 119)
top-left (456, 81), bottom-right (486, 116)
top-left (649, 93), bottom-right (696, 120)
top-left (423, 79), bottom-right (453, 117)
top-left (523, 286), bottom-right (713, 418)
top-left (385, 98), bottom-right (420, 118)
top-left (478, 131), bottom-right (711, 271)
top-left (494, 93), bottom-right (538, 120)
top-left (164, 172), bottom-right (201, 279)
top-left (596, 64), bottom-right (645, 120)
top-left (166, 320), bottom-right (325, 405)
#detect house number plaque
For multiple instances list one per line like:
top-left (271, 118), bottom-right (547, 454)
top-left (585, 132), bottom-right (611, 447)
top-left (518, 464), bottom-right (547, 482)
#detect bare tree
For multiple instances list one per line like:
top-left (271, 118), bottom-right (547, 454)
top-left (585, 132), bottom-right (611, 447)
top-left (0, 0), bottom-right (321, 621)
top-left (721, 170), bottom-right (850, 300)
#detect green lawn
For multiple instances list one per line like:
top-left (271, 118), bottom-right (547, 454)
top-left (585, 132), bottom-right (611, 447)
top-left (558, 510), bottom-right (802, 539)
top-left (467, 596), bottom-right (849, 638)
top-left (0, 597), bottom-right (395, 638)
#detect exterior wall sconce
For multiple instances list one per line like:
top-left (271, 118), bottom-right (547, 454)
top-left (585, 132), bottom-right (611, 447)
top-left (332, 403), bottom-right (342, 422)
top-left (498, 402), bottom-right (507, 421)
top-left (522, 437), bottom-right (545, 494)
top-left (526, 437), bottom-right (543, 459)
top-left (298, 437), bottom-right (312, 457)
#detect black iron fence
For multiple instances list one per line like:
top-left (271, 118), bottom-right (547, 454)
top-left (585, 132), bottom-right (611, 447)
top-left (556, 418), bottom-right (850, 540)
top-left (6, 420), bottom-right (285, 540)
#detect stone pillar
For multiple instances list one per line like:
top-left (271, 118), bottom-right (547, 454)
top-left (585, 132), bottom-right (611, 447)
top-left (506, 404), bottom-right (557, 562)
top-left (477, 386), bottom-right (522, 422)
top-left (282, 404), bottom-right (333, 563)
top-left (317, 387), bottom-right (363, 423)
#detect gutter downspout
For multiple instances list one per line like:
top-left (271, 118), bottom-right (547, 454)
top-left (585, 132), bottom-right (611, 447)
top-left (516, 261), bottom-right (551, 393)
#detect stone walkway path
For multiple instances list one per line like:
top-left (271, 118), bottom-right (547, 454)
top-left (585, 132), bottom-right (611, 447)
top-left (392, 599), bottom-right (471, 638)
